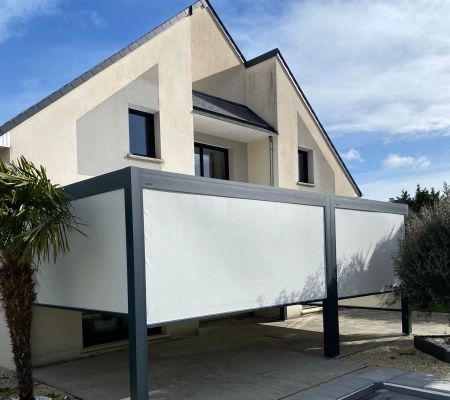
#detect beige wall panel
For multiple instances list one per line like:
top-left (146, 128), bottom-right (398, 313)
top-left (245, 59), bottom-right (278, 129)
top-left (31, 307), bottom-right (83, 366)
top-left (191, 7), bottom-right (245, 104)
top-left (275, 59), bottom-right (356, 196)
top-left (339, 293), bottom-right (400, 310)
top-left (7, 18), bottom-right (193, 186)
top-left (0, 148), bottom-right (10, 164)
top-left (297, 114), bottom-right (335, 194)
top-left (0, 310), bottom-right (14, 369)
top-left (194, 131), bottom-right (248, 182)
top-left (247, 138), bottom-right (270, 186)
top-left (77, 67), bottom-right (161, 177)
top-left (0, 307), bottom-right (82, 370)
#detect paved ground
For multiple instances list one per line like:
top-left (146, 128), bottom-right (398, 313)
top-left (33, 309), bottom-right (450, 400)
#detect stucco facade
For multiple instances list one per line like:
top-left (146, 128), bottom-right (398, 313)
top-left (0, 0), bottom-right (364, 369)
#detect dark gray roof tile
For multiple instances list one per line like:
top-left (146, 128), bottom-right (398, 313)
top-left (13, 112), bottom-right (29, 125)
top-left (137, 36), bottom-right (149, 46)
top-left (100, 58), bottom-right (113, 69)
top-left (24, 105), bottom-right (41, 118)
top-left (70, 77), bottom-right (84, 89)
top-left (128, 41), bottom-right (139, 51)
top-left (2, 120), bottom-right (17, 132)
top-left (119, 47), bottom-right (131, 57)
top-left (60, 84), bottom-right (74, 95)
top-left (90, 64), bottom-right (104, 75)
top-left (145, 30), bottom-right (156, 40)
top-left (81, 70), bottom-right (94, 82)
top-left (48, 90), bottom-right (63, 103)
top-left (177, 10), bottom-right (187, 20)
top-left (110, 52), bottom-right (122, 63)
top-left (192, 90), bottom-right (276, 134)
top-left (36, 97), bottom-right (52, 109)
top-left (0, 128), bottom-right (4, 135)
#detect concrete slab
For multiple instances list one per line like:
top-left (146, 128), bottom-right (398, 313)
top-left (317, 383), bottom-right (362, 398)
top-left (297, 395), bottom-right (335, 400)
top-left (338, 377), bottom-right (373, 390)
top-left (388, 371), bottom-right (442, 388)
top-left (357, 367), bottom-right (407, 382)
top-left (423, 380), bottom-right (450, 394)
top-left (32, 309), bottom-right (450, 399)
top-left (34, 317), bottom-right (365, 400)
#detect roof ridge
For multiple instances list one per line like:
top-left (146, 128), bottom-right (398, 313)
top-left (0, 1), bottom-right (204, 135)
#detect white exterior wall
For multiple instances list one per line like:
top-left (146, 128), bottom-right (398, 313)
top-left (5, 17), bottom-right (193, 186)
top-left (190, 7), bottom-right (246, 104)
top-left (0, 4), bottom-right (368, 368)
top-left (275, 59), bottom-right (357, 196)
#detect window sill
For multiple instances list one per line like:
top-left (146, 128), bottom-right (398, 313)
top-left (127, 154), bottom-right (164, 164)
top-left (297, 181), bottom-right (316, 188)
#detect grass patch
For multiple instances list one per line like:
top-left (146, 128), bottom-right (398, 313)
top-left (0, 387), bottom-right (16, 400)
top-left (412, 304), bottom-right (448, 313)
top-left (44, 391), bottom-right (60, 399)
top-left (397, 348), bottom-right (416, 356)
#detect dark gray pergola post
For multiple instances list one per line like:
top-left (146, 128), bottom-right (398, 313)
top-left (401, 297), bottom-right (412, 335)
top-left (323, 194), bottom-right (340, 358)
top-left (125, 168), bottom-right (149, 400)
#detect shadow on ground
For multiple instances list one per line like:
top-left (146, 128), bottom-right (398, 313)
top-left (33, 308), bottom-right (449, 400)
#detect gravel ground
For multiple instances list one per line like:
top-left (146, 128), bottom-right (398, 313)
top-left (340, 336), bottom-right (450, 377)
top-left (0, 368), bottom-right (79, 400)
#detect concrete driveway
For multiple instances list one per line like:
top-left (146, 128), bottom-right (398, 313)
top-left (33, 309), bottom-right (449, 400)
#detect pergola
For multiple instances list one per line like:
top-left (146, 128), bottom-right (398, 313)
top-left (36, 167), bottom-right (411, 399)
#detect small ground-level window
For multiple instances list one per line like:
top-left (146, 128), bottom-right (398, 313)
top-left (129, 109), bottom-right (155, 158)
top-left (298, 150), bottom-right (309, 183)
top-left (194, 142), bottom-right (229, 180)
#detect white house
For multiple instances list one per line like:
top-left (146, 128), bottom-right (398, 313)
top-left (0, 0), bottom-right (400, 373)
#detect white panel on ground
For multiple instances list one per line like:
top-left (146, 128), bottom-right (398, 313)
top-left (144, 189), bottom-right (326, 326)
top-left (37, 190), bottom-right (128, 314)
top-left (336, 209), bottom-right (404, 298)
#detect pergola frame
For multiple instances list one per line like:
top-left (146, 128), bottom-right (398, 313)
top-left (48, 167), bottom-right (410, 399)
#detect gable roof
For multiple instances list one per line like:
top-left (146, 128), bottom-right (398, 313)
top-left (193, 90), bottom-right (277, 135)
top-left (0, 0), bottom-right (362, 197)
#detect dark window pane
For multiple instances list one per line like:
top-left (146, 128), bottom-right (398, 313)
top-left (193, 142), bottom-right (228, 180)
top-left (203, 147), bottom-right (226, 180)
top-left (129, 112), bottom-right (148, 156)
top-left (298, 151), bottom-right (308, 183)
top-left (194, 146), bottom-right (201, 176)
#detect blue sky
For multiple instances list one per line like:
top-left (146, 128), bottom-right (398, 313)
top-left (1, 0), bottom-right (449, 200)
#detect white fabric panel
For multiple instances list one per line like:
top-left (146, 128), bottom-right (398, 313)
top-left (336, 209), bottom-right (404, 298)
top-left (37, 190), bottom-right (128, 314)
top-left (144, 189), bottom-right (326, 325)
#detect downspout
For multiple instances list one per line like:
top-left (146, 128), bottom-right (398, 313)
top-left (269, 136), bottom-right (274, 187)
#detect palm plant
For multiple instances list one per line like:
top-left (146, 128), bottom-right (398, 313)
top-left (0, 156), bottom-right (83, 400)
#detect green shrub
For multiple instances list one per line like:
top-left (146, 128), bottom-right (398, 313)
top-left (392, 195), bottom-right (450, 319)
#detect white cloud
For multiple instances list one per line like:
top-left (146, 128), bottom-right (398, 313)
top-left (219, 0), bottom-right (450, 140)
top-left (382, 153), bottom-right (430, 170)
top-left (341, 149), bottom-right (364, 162)
top-left (0, 0), bottom-right (60, 43)
top-left (64, 11), bottom-right (108, 29)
